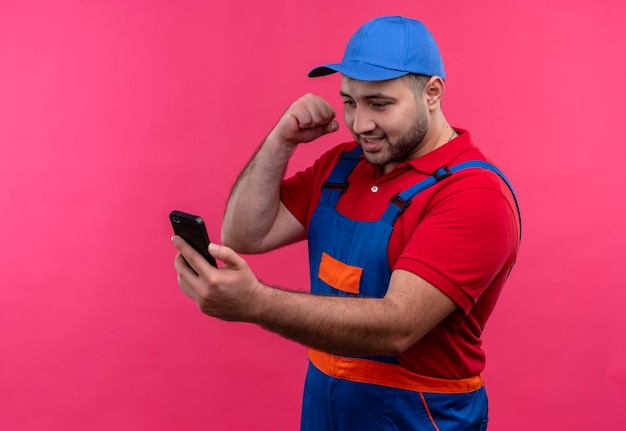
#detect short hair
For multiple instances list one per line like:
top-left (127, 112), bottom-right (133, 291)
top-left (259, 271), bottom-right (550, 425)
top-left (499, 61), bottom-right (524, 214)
top-left (402, 73), bottom-right (431, 95)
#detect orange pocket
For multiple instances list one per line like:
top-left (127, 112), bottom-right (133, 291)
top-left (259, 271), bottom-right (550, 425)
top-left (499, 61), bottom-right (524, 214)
top-left (318, 252), bottom-right (362, 294)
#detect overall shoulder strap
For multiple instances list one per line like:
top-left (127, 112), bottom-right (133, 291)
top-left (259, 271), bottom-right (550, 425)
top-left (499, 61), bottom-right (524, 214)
top-left (319, 145), bottom-right (363, 207)
top-left (380, 161), bottom-right (522, 238)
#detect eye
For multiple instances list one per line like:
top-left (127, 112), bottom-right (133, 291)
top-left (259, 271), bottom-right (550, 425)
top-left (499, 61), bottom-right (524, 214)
top-left (371, 102), bottom-right (389, 110)
top-left (343, 100), bottom-right (356, 108)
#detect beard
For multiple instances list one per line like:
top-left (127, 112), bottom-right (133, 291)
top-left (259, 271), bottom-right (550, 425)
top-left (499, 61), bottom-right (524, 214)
top-left (357, 104), bottom-right (429, 169)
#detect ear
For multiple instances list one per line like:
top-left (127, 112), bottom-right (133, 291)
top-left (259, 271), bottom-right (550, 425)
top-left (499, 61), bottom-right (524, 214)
top-left (424, 76), bottom-right (445, 111)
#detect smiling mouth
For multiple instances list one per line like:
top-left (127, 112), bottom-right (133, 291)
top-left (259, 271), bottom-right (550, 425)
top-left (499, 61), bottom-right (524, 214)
top-left (359, 136), bottom-right (385, 152)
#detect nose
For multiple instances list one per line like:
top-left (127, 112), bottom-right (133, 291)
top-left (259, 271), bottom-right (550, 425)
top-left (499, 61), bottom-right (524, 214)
top-left (350, 106), bottom-right (376, 135)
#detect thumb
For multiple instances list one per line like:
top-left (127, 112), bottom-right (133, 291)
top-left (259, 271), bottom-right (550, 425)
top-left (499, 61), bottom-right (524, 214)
top-left (208, 243), bottom-right (246, 269)
top-left (324, 120), bottom-right (340, 134)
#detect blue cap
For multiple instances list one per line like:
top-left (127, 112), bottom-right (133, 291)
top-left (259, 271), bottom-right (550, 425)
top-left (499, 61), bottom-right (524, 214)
top-left (308, 16), bottom-right (445, 81)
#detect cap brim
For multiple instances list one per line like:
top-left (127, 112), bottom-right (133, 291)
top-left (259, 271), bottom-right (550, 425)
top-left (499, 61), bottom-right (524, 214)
top-left (308, 62), bottom-right (409, 82)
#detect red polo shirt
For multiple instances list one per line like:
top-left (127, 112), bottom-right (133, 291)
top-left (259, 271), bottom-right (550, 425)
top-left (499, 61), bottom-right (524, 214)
top-left (280, 130), bottom-right (520, 378)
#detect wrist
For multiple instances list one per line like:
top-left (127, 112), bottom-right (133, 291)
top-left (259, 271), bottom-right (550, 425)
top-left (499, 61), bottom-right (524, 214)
top-left (244, 280), bottom-right (274, 324)
top-left (264, 129), bottom-right (299, 156)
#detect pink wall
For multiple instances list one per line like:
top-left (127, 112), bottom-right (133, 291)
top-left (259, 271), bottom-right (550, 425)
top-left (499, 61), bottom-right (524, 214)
top-left (1, 1), bottom-right (624, 429)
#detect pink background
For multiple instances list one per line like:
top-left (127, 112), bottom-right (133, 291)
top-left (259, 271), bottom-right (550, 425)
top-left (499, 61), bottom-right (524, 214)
top-left (1, 1), bottom-right (625, 430)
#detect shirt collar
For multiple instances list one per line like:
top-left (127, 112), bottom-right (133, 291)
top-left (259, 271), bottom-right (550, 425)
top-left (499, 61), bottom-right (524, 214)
top-left (403, 128), bottom-right (474, 174)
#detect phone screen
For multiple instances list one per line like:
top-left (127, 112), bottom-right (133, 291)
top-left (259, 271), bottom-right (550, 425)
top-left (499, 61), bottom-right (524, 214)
top-left (170, 210), bottom-right (218, 268)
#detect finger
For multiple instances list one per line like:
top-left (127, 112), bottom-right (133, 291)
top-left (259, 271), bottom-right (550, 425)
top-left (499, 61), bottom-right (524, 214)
top-left (172, 235), bottom-right (214, 276)
top-left (294, 94), bottom-right (335, 129)
top-left (324, 120), bottom-right (340, 134)
top-left (308, 99), bottom-right (336, 127)
top-left (288, 109), bottom-right (309, 130)
top-left (302, 98), bottom-right (328, 126)
top-left (173, 250), bottom-right (190, 275)
top-left (207, 243), bottom-right (247, 270)
top-left (174, 252), bottom-right (203, 300)
top-left (173, 251), bottom-right (198, 280)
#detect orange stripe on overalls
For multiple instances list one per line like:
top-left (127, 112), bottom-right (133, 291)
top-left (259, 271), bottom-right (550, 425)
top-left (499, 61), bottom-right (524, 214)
top-left (308, 349), bottom-right (484, 394)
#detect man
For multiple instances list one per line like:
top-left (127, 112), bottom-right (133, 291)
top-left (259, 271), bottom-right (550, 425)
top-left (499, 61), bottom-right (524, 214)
top-left (172, 16), bottom-right (521, 430)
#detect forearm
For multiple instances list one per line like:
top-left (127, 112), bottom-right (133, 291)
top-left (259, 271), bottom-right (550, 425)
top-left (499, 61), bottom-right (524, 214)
top-left (221, 94), bottom-right (338, 253)
top-left (249, 285), bottom-right (413, 356)
top-left (173, 241), bottom-right (456, 358)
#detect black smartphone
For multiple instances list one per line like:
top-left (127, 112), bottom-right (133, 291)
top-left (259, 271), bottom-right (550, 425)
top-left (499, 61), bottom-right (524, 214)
top-left (169, 210), bottom-right (218, 268)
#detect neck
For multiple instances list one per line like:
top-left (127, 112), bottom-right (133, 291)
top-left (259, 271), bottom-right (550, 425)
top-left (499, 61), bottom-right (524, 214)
top-left (415, 117), bottom-right (456, 159)
top-left (442, 124), bottom-right (457, 144)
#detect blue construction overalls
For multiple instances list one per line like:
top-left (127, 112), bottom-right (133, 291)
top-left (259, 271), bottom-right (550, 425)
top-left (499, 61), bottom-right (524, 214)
top-left (301, 146), bottom-right (519, 431)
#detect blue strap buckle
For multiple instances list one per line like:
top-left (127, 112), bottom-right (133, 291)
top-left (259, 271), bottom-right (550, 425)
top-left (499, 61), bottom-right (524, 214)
top-left (322, 181), bottom-right (350, 194)
top-left (339, 150), bottom-right (364, 161)
top-left (390, 195), bottom-right (411, 215)
top-left (433, 166), bottom-right (452, 181)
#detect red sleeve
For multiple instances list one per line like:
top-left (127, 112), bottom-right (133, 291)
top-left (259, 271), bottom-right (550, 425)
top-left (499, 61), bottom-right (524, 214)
top-left (394, 171), bottom-right (520, 313)
top-left (280, 166), bottom-right (315, 228)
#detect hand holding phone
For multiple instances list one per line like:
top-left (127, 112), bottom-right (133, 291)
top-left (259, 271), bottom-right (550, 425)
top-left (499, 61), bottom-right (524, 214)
top-left (169, 210), bottom-right (218, 268)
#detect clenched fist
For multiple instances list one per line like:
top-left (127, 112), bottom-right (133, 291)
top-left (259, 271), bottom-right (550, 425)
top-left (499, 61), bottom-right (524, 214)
top-left (267, 94), bottom-right (340, 148)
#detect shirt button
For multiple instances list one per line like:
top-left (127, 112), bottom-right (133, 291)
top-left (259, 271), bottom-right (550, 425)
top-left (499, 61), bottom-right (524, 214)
top-left (371, 185), bottom-right (379, 192)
